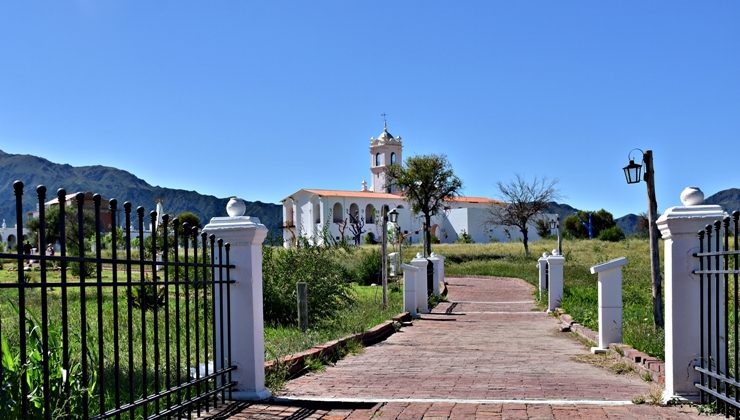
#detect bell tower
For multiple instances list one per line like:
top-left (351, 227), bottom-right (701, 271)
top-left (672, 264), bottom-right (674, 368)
top-left (369, 119), bottom-right (402, 193)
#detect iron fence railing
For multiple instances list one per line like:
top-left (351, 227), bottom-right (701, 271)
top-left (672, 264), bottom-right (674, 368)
top-left (694, 211), bottom-right (740, 417)
top-left (0, 181), bottom-right (235, 419)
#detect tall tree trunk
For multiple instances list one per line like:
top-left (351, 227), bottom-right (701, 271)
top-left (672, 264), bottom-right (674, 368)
top-left (521, 226), bottom-right (529, 256)
top-left (424, 213), bottom-right (432, 257)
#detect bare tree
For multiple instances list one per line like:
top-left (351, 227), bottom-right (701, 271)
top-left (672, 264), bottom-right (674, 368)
top-left (488, 175), bottom-right (559, 256)
top-left (348, 210), bottom-right (365, 245)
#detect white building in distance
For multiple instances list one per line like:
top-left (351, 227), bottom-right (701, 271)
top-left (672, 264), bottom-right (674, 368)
top-left (282, 123), bottom-right (549, 247)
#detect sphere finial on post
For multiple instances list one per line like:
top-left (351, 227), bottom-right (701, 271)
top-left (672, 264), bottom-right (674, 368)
top-left (226, 197), bottom-right (247, 217)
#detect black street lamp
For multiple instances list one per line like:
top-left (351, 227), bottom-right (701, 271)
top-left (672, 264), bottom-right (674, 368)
top-left (623, 148), bottom-right (663, 329)
top-left (549, 215), bottom-right (562, 255)
top-left (623, 150), bottom-right (644, 184)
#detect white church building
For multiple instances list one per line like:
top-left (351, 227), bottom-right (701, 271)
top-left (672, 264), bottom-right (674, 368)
top-left (282, 123), bottom-right (549, 247)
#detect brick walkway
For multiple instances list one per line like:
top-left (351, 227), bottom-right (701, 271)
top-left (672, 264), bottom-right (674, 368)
top-left (229, 276), bottom-right (709, 419)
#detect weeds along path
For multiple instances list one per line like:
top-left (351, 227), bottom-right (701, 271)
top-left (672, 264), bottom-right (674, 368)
top-left (253, 276), bottom-right (707, 419)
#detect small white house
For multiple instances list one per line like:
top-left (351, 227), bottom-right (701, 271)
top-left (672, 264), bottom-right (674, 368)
top-left (282, 123), bottom-right (551, 247)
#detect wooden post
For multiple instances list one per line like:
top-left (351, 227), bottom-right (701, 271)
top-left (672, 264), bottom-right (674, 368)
top-left (644, 150), bottom-right (664, 329)
top-left (297, 282), bottom-right (308, 332)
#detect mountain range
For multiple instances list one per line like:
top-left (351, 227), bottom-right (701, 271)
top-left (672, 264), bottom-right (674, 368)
top-left (0, 150), bottom-right (282, 234)
top-left (2, 149), bottom-right (738, 238)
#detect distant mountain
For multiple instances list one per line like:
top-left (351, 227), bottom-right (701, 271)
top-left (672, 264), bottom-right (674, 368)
top-left (615, 213), bottom-right (645, 236)
top-left (544, 201), bottom-right (579, 221)
top-left (0, 150), bottom-right (282, 234)
top-left (705, 188), bottom-right (740, 213)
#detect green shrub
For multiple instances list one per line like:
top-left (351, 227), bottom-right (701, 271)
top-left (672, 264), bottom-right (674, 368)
top-left (598, 226), bottom-right (625, 242)
top-left (364, 232), bottom-right (377, 245)
top-left (1, 304), bottom-right (95, 418)
top-left (456, 230), bottom-right (473, 244)
top-left (353, 249), bottom-right (382, 285)
top-left (129, 282), bottom-right (166, 311)
top-left (262, 243), bottom-right (354, 325)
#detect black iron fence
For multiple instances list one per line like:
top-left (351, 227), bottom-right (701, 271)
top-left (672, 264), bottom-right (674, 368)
top-left (694, 211), bottom-right (740, 416)
top-left (0, 181), bottom-right (235, 419)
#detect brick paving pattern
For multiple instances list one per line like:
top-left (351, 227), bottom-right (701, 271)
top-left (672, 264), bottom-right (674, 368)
top-left (228, 276), bottom-right (711, 419)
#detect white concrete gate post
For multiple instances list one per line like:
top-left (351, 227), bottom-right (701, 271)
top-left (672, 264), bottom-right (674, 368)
top-left (411, 254), bottom-right (429, 314)
top-left (656, 188), bottom-right (725, 401)
top-left (402, 263), bottom-right (419, 317)
top-left (203, 199), bottom-right (271, 400)
top-left (537, 252), bottom-right (549, 300)
top-left (429, 253), bottom-right (442, 296)
top-left (546, 252), bottom-right (565, 313)
top-left (589, 257), bottom-right (627, 354)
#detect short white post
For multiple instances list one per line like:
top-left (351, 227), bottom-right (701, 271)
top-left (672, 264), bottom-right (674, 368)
top-left (537, 252), bottom-right (549, 300)
top-left (402, 263), bottom-right (419, 317)
top-left (435, 253), bottom-right (446, 292)
top-left (656, 187), bottom-right (725, 401)
top-left (203, 198), bottom-right (271, 400)
top-left (428, 253), bottom-right (441, 296)
top-left (589, 257), bottom-right (627, 354)
top-left (388, 252), bottom-right (399, 277)
top-left (411, 253), bottom-right (429, 314)
top-left (546, 251), bottom-right (565, 312)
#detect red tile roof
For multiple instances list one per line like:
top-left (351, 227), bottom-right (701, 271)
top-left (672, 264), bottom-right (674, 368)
top-left (297, 189), bottom-right (404, 199)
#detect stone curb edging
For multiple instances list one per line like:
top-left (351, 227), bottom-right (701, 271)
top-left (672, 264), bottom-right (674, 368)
top-left (557, 313), bottom-right (665, 385)
top-left (265, 312), bottom-right (413, 379)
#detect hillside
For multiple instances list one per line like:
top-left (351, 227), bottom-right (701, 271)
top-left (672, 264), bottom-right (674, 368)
top-left (0, 150), bottom-right (282, 234)
top-left (705, 188), bottom-right (740, 213)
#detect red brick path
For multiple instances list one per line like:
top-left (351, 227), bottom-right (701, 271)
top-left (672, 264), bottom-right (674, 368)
top-left (230, 276), bottom-right (709, 419)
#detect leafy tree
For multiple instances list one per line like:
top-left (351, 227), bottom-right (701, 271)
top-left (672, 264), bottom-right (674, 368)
top-left (563, 209), bottom-right (616, 239)
top-left (26, 204), bottom-right (95, 257)
top-left (488, 175), bottom-right (559, 256)
top-left (176, 211), bottom-right (201, 234)
top-left (387, 154), bottom-right (463, 256)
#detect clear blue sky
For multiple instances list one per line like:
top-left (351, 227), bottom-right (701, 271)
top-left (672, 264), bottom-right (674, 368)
top-left (1, 2), bottom-right (738, 218)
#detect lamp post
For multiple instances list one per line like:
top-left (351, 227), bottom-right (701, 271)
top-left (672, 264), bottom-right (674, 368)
top-left (549, 215), bottom-right (562, 255)
top-left (381, 206), bottom-right (388, 308)
top-left (623, 148), bottom-right (663, 329)
top-left (388, 207), bottom-right (400, 279)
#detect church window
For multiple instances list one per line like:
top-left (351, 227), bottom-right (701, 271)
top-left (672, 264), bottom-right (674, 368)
top-left (390, 152), bottom-right (396, 164)
top-left (349, 203), bottom-right (359, 222)
top-left (365, 204), bottom-right (376, 224)
top-left (313, 202), bottom-right (321, 224)
top-left (375, 153), bottom-right (381, 166)
top-left (332, 203), bottom-right (344, 223)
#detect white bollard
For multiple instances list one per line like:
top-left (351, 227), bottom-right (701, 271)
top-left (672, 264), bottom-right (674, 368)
top-left (402, 263), bottom-right (419, 317)
top-left (589, 257), bottom-right (627, 354)
top-left (537, 252), bottom-right (549, 300)
top-left (546, 251), bottom-right (565, 313)
top-left (428, 253), bottom-right (441, 296)
top-left (656, 187), bottom-right (725, 401)
top-left (203, 200), bottom-right (271, 400)
top-left (435, 253), bottom-right (446, 292)
top-left (388, 252), bottom-right (399, 277)
top-left (411, 253), bottom-right (429, 314)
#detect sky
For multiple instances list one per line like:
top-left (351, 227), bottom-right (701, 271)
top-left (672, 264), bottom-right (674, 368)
top-left (1, 1), bottom-right (738, 218)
